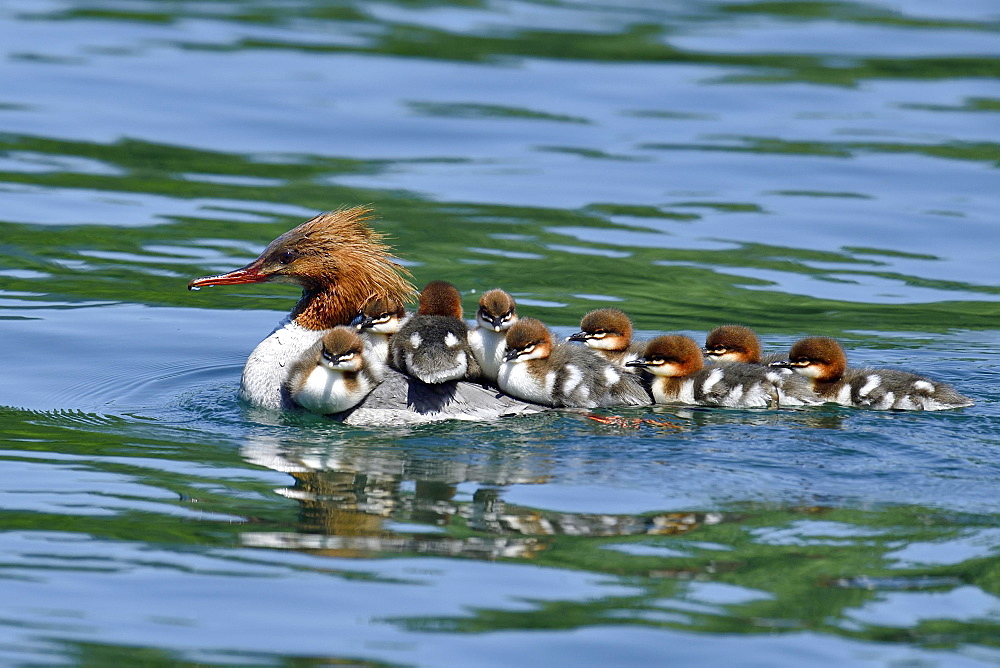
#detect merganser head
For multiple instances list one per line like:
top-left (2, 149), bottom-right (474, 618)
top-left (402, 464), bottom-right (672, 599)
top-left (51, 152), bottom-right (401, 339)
top-left (318, 327), bottom-right (365, 372)
top-left (704, 325), bottom-right (762, 363)
top-left (625, 335), bottom-right (703, 377)
top-left (417, 280), bottom-right (464, 318)
top-left (503, 317), bottom-right (553, 363)
top-left (187, 206), bottom-right (416, 328)
top-left (355, 296), bottom-right (406, 334)
top-left (476, 289), bottom-right (518, 333)
top-left (770, 336), bottom-right (847, 382)
top-left (568, 308), bottom-right (634, 351)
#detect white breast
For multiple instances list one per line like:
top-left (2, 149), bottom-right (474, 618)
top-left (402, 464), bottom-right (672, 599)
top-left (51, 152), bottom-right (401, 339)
top-left (238, 317), bottom-right (328, 410)
top-left (292, 368), bottom-right (362, 414)
top-left (497, 362), bottom-right (551, 406)
top-left (360, 331), bottom-right (391, 367)
top-left (651, 377), bottom-right (696, 405)
top-left (469, 327), bottom-right (507, 382)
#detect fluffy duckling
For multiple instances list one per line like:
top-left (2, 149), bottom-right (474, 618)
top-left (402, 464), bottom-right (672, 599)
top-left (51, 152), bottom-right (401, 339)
top-left (771, 337), bottom-right (974, 411)
top-left (703, 325), bottom-right (787, 365)
top-left (390, 280), bottom-right (481, 384)
top-left (468, 288), bottom-right (519, 384)
top-left (287, 327), bottom-right (385, 414)
top-left (354, 296), bottom-right (408, 366)
top-left (498, 317), bottom-right (650, 408)
top-left (627, 335), bottom-right (817, 408)
top-left (568, 308), bottom-right (647, 369)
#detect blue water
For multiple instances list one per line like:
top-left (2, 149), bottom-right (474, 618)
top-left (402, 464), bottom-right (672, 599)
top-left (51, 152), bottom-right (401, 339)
top-left (2, 1), bottom-right (1000, 665)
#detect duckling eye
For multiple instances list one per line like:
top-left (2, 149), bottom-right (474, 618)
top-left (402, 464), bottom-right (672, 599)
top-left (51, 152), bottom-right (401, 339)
top-left (376, 314), bottom-right (392, 323)
top-left (521, 344), bottom-right (535, 355)
top-left (339, 352), bottom-right (355, 362)
top-left (592, 331), bottom-right (607, 338)
top-left (710, 347), bottom-right (726, 354)
top-left (501, 312), bottom-right (513, 321)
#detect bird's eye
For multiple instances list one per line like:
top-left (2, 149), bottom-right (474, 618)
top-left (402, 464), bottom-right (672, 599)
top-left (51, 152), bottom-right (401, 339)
top-left (277, 250), bottom-right (297, 265)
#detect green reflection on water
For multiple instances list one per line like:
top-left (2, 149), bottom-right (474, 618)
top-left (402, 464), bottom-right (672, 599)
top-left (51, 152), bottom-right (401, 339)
top-left (2, 134), bottom-right (999, 334)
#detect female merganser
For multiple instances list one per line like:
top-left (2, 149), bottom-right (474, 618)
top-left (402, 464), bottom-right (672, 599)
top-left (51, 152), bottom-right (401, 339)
top-left (626, 335), bottom-right (817, 408)
top-left (390, 280), bottom-right (482, 384)
top-left (703, 325), bottom-right (786, 365)
top-left (468, 288), bottom-right (518, 384)
top-left (189, 207), bottom-right (540, 423)
top-left (568, 308), bottom-right (646, 369)
top-left (771, 337), bottom-right (974, 411)
top-left (354, 296), bottom-right (408, 366)
top-left (498, 317), bottom-right (650, 408)
top-left (287, 326), bottom-right (385, 414)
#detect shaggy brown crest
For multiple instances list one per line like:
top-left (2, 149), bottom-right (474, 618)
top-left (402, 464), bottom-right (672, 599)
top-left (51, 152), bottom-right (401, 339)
top-left (704, 325), bottom-right (762, 362)
top-left (188, 206), bottom-right (416, 329)
top-left (417, 280), bottom-right (464, 318)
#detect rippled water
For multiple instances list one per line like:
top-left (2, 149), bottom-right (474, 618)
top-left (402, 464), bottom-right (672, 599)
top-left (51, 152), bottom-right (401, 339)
top-left (2, 0), bottom-right (1000, 665)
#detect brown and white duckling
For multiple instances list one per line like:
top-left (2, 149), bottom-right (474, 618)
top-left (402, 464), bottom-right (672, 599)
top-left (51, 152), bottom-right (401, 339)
top-left (354, 296), bottom-right (408, 366)
top-left (702, 325), bottom-right (817, 404)
top-left (771, 337), bottom-right (974, 411)
top-left (499, 317), bottom-right (650, 408)
top-left (287, 327), bottom-right (385, 415)
top-left (468, 288), bottom-right (519, 384)
top-left (627, 335), bottom-right (817, 408)
top-left (703, 325), bottom-right (786, 365)
top-left (390, 280), bottom-right (482, 384)
top-left (568, 308), bottom-right (647, 369)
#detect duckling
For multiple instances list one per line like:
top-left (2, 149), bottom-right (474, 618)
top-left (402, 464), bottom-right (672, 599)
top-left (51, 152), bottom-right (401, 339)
top-left (703, 325), bottom-right (787, 365)
top-left (498, 317), bottom-right (650, 408)
top-left (627, 335), bottom-right (817, 408)
top-left (354, 296), bottom-right (408, 366)
top-left (287, 326), bottom-right (385, 414)
top-left (390, 280), bottom-right (482, 384)
top-left (568, 308), bottom-right (647, 370)
top-left (468, 288), bottom-right (519, 384)
top-left (771, 337), bottom-right (974, 411)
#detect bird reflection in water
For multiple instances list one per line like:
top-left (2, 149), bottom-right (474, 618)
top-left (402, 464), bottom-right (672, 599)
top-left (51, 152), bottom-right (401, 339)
top-left (238, 430), bottom-right (724, 561)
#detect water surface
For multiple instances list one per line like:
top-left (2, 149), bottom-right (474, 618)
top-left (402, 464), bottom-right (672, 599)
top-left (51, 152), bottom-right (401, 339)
top-left (2, 0), bottom-right (1000, 665)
